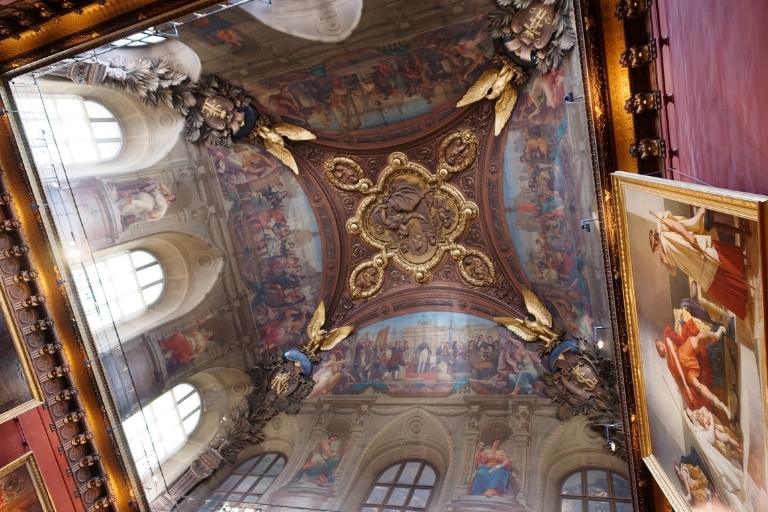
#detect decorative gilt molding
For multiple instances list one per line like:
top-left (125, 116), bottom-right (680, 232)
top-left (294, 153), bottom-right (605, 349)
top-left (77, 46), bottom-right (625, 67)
top-left (0, 164), bottom-right (116, 510)
top-left (0, 1), bottom-right (108, 39)
top-left (624, 91), bottom-right (662, 114)
top-left (614, 0), bottom-right (651, 20)
top-left (619, 40), bottom-right (657, 68)
top-left (323, 130), bottom-right (496, 299)
top-left (628, 137), bottom-right (666, 160)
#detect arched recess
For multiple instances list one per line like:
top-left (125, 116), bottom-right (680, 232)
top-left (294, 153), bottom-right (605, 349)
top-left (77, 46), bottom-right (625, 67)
top-left (142, 367), bottom-right (251, 500)
top-left (90, 232), bottom-right (223, 343)
top-left (33, 78), bottom-right (184, 177)
top-left (537, 416), bottom-right (628, 512)
top-left (341, 410), bottom-right (454, 511)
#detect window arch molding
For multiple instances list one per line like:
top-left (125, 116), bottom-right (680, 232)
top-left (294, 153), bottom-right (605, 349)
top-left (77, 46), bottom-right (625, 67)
top-left (538, 417), bottom-right (629, 511)
top-left (558, 467), bottom-right (631, 512)
top-left (341, 411), bottom-right (452, 511)
top-left (34, 79), bottom-right (184, 177)
top-left (204, 452), bottom-right (288, 510)
top-left (122, 382), bottom-right (203, 479)
top-left (75, 232), bottom-right (223, 343)
top-left (73, 248), bottom-right (165, 331)
top-left (361, 459), bottom-right (439, 511)
top-left (132, 367), bottom-right (251, 501)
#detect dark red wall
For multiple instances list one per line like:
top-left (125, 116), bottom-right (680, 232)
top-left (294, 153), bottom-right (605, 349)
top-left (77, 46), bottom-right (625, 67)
top-left (653, 0), bottom-right (768, 195)
top-left (0, 407), bottom-right (83, 512)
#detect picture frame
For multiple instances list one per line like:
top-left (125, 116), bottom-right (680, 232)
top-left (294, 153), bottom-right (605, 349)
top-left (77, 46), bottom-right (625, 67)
top-left (0, 452), bottom-right (55, 512)
top-left (613, 171), bottom-right (768, 511)
top-left (0, 269), bottom-right (43, 424)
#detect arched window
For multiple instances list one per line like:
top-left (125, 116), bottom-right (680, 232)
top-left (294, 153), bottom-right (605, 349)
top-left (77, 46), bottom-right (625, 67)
top-left (559, 468), bottom-right (632, 512)
top-left (206, 452), bottom-right (287, 508)
top-left (72, 250), bottom-right (164, 330)
top-left (121, 383), bottom-right (201, 477)
top-left (20, 95), bottom-right (123, 164)
top-left (112, 29), bottom-right (167, 47)
top-left (361, 460), bottom-right (438, 512)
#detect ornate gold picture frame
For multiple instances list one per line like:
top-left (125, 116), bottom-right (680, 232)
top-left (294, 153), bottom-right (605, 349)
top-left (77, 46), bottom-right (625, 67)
top-left (613, 171), bottom-right (768, 511)
top-left (0, 452), bottom-right (55, 512)
top-left (0, 266), bottom-right (43, 424)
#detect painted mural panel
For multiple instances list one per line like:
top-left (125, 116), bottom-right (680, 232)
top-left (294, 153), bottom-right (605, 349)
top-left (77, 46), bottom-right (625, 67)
top-left (242, 17), bottom-right (492, 131)
top-left (502, 52), bottom-right (602, 338)
top-left (291, 433), bottom-right (346, 487)
top-left (0, 454), bottom-right (53, 512)
top-left (210, 144), bottom-right (323, 351)
top-left (311, 311), bottom-right (546, 397)
top-left (469, 439), bottom-right (517, 498)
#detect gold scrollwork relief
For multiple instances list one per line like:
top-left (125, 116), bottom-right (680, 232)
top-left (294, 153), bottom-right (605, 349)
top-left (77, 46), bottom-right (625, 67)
top-left (324, 130), bottom-right (495, 299)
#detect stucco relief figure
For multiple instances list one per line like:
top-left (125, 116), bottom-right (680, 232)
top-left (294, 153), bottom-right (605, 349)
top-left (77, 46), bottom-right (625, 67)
top-left (469, 440), bottom-right (517, 498)
top-left (373, 176), bottom-right (429, 256)
top-left (159, 328), bottom-right (214, 373)
top-left (113, 179), bottom-right (176, 228)
top-left (649, 208), bottom-right (748, 318)
top-left (293, 434), bottom-right (345, 486)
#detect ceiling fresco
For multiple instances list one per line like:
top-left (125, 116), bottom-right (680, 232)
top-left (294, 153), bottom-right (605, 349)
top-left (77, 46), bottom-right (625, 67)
top-left (210, 143), bottom-right (324, 351)
top-left (7, 0), bottom-right (622, 510)
top-left (311, 311), bottom-right (546, 398)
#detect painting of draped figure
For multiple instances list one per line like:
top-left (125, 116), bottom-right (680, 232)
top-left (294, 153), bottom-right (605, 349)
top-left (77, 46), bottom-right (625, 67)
top-left (614, 172), bottom-right (768, 511)
top-left (469, 439), bottom-right (517, 498)
top-left (292, 433), bottom-right (346, 487)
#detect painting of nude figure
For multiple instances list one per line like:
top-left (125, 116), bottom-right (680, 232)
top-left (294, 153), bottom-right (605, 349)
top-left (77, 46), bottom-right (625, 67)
top-left (614, 172), bottom-right (768, 512)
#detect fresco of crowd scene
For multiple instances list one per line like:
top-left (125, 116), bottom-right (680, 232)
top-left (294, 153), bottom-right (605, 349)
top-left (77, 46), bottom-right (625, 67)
top-left (309, 313), bottom-right (546, 397)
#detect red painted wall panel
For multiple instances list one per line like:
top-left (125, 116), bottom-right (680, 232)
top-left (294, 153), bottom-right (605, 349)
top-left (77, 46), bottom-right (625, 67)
top-left (654, 0), bottom-right (768, 195)
top-left (0, 406), bottom-right (83, 512)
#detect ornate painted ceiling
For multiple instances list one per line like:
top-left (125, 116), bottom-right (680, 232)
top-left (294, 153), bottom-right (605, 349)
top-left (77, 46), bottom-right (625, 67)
top-left (6, 0), bottom-right (621, 510)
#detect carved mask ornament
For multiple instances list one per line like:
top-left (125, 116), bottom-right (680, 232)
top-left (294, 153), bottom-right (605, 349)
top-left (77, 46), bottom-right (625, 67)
top-left (324, 130), bottom-right (496, 299)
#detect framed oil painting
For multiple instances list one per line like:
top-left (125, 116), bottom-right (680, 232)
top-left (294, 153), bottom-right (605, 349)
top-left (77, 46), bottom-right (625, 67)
top-left (0, 281), bottom-right (42, 424)
top-left (613, 171), bottom-right (768, 511)
top-left (0, 453), bottom-right (54, 512)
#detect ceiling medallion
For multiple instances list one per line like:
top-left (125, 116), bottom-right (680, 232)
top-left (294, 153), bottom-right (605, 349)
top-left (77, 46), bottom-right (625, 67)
top-left (323, 130), bottom-right (496, 299)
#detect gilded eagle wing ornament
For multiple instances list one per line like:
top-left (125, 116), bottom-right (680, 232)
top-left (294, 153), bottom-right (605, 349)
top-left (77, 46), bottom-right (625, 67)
top-left (255, 122), bottom-right (316, 175)
top-left (456, 68), bottom-right (502, 108)
top-left (494, 83), bottom-right (519, 136)
top-left (493, 316), bottom-right (538, 342)
top-left (273, 123), bottom-right (317, 141)
top-left (306, 300), bottom-right (327, 341)
top-left (521, 286), bottom-right (552, 328)
top-left (263, 137), bottom-right (301, 175)
top-left (319, 325), bottom-right (354, 352)
top-left (456, 58), bottom-right (527, 136)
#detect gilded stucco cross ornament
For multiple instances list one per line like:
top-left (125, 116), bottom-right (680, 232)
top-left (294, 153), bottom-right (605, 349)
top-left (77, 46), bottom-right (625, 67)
top-left (324, 130), bottom-right (496, 299)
